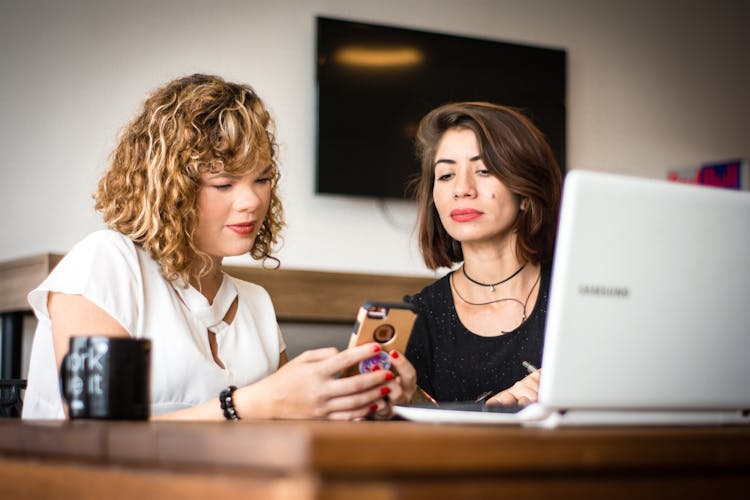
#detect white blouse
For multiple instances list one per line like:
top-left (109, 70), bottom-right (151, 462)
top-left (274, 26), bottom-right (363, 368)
top-left (22, 230), bottom-right (285, 419)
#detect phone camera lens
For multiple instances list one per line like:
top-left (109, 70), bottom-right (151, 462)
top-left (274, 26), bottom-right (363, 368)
top-left (372, 324), bottom-right (395, 343)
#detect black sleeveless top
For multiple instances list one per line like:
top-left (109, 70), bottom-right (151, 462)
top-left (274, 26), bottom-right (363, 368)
top-left (405, 265), bottom-right (550, 402)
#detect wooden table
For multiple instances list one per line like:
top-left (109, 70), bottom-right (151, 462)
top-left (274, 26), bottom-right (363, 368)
top-left (1, 419), bottom-right (748, 499)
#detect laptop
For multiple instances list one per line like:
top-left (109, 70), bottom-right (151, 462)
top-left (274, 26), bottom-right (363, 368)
top-left (395, 170), bottom-right (750, 427)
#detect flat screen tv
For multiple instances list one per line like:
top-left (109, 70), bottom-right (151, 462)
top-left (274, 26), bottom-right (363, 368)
top-left (316, 16), bottom-right (567, 199)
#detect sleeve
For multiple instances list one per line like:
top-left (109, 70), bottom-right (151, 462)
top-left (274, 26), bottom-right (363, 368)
top-left (27, 230), bottom-right (143, 336)
top-left (277, 325), bottom-right (287, 354)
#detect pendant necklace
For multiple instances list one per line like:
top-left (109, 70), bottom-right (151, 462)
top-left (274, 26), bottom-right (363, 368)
top-left (462, 263), bottom-right (525, 292)
top-left (451, 270), bottom-right (541, 326)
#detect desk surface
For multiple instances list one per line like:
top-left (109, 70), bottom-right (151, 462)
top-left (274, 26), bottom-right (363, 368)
top-left (1, 419), bottom-right (748, 499)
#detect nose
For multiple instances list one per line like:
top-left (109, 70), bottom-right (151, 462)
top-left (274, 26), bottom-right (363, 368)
top-left (452, 169), bottom-right (477, 199)
top-left (233, 182), bottom-right (262, 212)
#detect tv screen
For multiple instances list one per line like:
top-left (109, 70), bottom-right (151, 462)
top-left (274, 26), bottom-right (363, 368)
top-left (316, 17), bottom-right (566, 199)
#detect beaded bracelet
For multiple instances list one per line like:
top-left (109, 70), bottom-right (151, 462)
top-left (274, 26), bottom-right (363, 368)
top-left (219, 385), bottom-right (240, 420)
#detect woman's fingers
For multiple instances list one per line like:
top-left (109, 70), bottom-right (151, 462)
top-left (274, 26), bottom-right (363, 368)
top-left (509, 380), bottom-right (536, 403)
top-left (316, 374), bottom-right (394, 417)
top-left (515, 370), bottom-right (541, 401)
top-left (523, 369), bottom-right (541, 392)
top-left (387, 350), bottom-right (417, 402)
top-left (487, 390), bottom-right (517, 406)
top-left (486, 369), bottom-right (543, 407)
top-left (329, 368), bottom-right (394, 396)
top-left (293, 346), bottom-right (341, 363)
top-left (318, 342), bottom-right (385, 377)
top-left (517, 396), bottom-right (532, 406)
top-left (267, 344), bottom-right (411, 419)
top-left (373, 396), bottom-right (394, 419)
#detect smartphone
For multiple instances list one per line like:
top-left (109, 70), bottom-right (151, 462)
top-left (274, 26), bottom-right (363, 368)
top-left (344, 302), bottom-right (417, 376)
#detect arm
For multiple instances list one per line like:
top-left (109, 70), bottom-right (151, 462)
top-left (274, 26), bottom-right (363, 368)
top-left (50, 293), bottom-right (393, 421)
top-left (154, 343), bottom-right (394, 421)
top-left (48, 292), bottom-right (131, 372)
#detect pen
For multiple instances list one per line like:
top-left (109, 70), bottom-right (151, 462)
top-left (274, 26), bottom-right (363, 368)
top-left (474, 390), bottom-right (493, 403)
top-left (416, 387), bottom-right (439, 406)
top-left (522, 361), bottom-right (538, 374)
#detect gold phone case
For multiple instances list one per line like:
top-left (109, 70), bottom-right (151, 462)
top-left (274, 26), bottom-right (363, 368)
top-left (344, 302), bottom-right (417, 376)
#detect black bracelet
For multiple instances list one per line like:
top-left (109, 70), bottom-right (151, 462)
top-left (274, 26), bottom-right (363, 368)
top-left (219, 385), bottom-right (240, 421)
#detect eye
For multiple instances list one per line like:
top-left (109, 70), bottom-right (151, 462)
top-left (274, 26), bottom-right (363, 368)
top-left (476, 169), bottom-right (491, 177)
top-left (213, 183), bottom-right (232, 191)
top-left (254, 166), bottom-right (274, 185)
top-left (436, 172), bottom-right (454, 182)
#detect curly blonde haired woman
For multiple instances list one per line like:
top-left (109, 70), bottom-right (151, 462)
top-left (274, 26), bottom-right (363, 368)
top-left (23, 74), bottom-right (415, 420)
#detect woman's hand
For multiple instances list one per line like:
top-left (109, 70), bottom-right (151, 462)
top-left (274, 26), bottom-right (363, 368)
top-left (369, 350), bottom-right (418, 419)
top-left (486, 369), bottom-right (542, 407)
top-left (238, 343), bottom-right (395, 420)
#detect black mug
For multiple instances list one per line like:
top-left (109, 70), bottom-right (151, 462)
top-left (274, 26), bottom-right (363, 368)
top-left (60, 336), bottom-right (151, 420)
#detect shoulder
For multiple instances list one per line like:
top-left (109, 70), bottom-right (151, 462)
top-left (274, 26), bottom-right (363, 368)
top-left (226, 275), bottom-right (279, 336)
top-left (43, 229), bottom-right (140, 279)
top-left (405, 272), bottom-right (451, 306)
top-left (76, 228), bottom-right (134, 249)
top-left (226, 275), bottom-right (274, 309)
top-left (404, 272), bottom-right (453, 316)
top-left (228, 275), bottom-right (269, 297)
top-left (61, 229), bottom-right (147, 282)
top-left (28, 230), bottom-right (145, 326)
top-left (68, 229), bottom-right (138, 264)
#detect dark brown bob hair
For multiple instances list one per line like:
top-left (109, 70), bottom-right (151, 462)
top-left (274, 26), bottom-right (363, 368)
top-left (413, 102), bottom-right (562, 270)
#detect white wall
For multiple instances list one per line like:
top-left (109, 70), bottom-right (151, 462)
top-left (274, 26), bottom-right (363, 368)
top-left (2, 0), bottom-right (749, 276)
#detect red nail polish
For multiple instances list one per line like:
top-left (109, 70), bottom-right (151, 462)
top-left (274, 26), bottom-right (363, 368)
top-left (385, 372), bottom-right (394, 381)
top-left (380, 387), bottom-right (391, 396)
top-left (391, 351), bottom-right (399, 359)
top-left (372, 345), bottom-right (381, 353)
top-left (369, 404), bottom-right (378, 412)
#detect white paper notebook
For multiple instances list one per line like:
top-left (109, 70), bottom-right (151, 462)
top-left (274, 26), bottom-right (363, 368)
top-left (395, 170), bottom-right (750, 427)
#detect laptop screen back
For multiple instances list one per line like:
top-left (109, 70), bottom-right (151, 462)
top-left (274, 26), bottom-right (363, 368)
top-left (540, 170), bottom-right (750, 410)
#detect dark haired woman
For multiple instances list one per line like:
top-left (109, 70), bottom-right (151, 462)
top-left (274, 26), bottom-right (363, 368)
top-left (406, 102), bottom-right (562, 405)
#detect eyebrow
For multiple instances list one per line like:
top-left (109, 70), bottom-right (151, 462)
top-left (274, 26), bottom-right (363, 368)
top-left (206, 165), bottom-right (273, 180)
top-left (257, 165), bottom-right (273, 176)
top-left (433, 155), bottom-right (482, 168)
top-left (206, 172), bottom-right (242, 181)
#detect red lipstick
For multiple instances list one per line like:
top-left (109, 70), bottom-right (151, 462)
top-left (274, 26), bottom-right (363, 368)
top-left (227, 222), bottom-right (255, 236)
top-left (450, 209), bottom-right (482, 222)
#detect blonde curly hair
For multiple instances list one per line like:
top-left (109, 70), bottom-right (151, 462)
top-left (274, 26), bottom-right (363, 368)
top-left (94, 74), bottom-right (284, 284)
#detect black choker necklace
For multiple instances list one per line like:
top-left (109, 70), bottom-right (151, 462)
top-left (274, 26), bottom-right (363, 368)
top-left (462, 263), bottom-right (526, 292)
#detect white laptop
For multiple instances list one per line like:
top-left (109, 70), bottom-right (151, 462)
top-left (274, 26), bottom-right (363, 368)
top-left (395, 170), bottom-right (750, 427)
